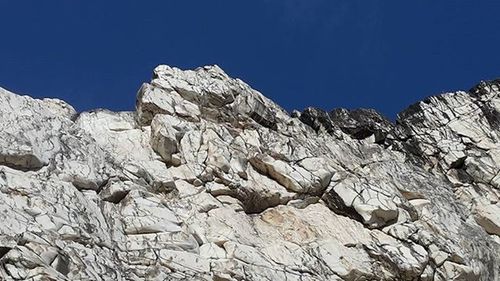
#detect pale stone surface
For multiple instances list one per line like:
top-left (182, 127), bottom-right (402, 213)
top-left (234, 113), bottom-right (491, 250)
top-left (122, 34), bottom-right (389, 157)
top-left (0, 69), bottom-right (499, 280)
top-left (473, 203), bottom-right (500, 236)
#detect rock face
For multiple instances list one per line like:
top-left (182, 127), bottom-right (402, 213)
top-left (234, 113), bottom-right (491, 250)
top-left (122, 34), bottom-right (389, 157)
top-left (0, 66), bottom-right (499, 281)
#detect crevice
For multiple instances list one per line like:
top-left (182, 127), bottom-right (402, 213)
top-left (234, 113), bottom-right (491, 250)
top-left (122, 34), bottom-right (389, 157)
top-left (102, 190), bottom-right (130, 204)
top-left (52, 254), bottom-right (70, 276)
top-left (95, 177), bottom-right (111, 194)
top-left (449, 156), bottom-right (467, 170)
top-left (0, 154), bottom-right (46, 172)
top-left (72, 179), bottom-right (99, 192)
top-left (321, 188), bottom-right (364, 223)
top-left (0, 247), bottom-right (11, 259)
top-left (236, 188), bottom-right (289, 214)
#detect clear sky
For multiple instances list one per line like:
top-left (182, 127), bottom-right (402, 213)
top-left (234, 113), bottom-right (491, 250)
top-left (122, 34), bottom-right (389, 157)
top-left (1, 1), bottom-right (499, 119)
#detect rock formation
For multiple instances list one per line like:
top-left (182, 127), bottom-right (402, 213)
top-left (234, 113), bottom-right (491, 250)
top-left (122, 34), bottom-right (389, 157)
top-left (0, 65), bottom-right (499, 280)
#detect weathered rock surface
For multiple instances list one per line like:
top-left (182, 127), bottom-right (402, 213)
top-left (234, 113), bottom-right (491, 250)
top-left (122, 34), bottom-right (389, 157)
top-left (0, 65), bottom-right (499, 280)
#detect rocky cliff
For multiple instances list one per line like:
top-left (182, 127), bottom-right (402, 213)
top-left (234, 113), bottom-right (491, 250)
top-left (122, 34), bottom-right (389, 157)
top-left (0, 65), bottom-right (499, 281)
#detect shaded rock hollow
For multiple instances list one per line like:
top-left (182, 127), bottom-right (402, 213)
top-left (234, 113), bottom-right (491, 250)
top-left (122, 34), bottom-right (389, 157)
top-left (0, 65), bottom-right (499, 280)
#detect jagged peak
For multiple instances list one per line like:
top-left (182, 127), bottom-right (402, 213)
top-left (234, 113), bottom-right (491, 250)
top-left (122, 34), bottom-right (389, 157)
top-left (0, 66), bottom-right (499, 280)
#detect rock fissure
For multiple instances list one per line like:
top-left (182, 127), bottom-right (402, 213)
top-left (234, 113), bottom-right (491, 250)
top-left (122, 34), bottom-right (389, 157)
top-left (0, 66), bottom-right (498, 280)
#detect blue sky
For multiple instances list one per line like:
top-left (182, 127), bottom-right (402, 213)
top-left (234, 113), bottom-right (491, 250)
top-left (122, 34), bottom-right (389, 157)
top-left (1, 1), bottom-right (499, 119)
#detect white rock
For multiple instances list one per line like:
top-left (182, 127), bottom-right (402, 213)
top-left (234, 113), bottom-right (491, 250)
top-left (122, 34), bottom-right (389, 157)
top-left (0, 67), bottom-right (499, 280)
top-left (472, 203), bottom-right (500, 236)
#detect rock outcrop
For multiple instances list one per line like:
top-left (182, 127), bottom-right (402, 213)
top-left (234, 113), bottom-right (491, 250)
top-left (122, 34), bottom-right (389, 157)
top-left (0, 65), bottom-right (499, 281)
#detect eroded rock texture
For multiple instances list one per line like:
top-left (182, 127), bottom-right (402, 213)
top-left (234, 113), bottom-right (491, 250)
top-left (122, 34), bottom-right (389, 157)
top-left (0, 66), bottom-right (499, 281)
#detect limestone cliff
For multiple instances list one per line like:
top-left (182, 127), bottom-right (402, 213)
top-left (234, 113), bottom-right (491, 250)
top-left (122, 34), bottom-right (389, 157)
top-left (0, 65), bottom-right (499, 280)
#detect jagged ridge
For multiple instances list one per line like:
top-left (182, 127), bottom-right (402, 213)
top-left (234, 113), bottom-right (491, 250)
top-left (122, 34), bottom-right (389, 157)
top-left (0, 65), bottom-right (498, 280)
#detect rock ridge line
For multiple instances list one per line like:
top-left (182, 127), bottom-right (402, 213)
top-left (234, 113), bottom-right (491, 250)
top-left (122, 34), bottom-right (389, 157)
top-left (0, 65), bottom-right (498, 280)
